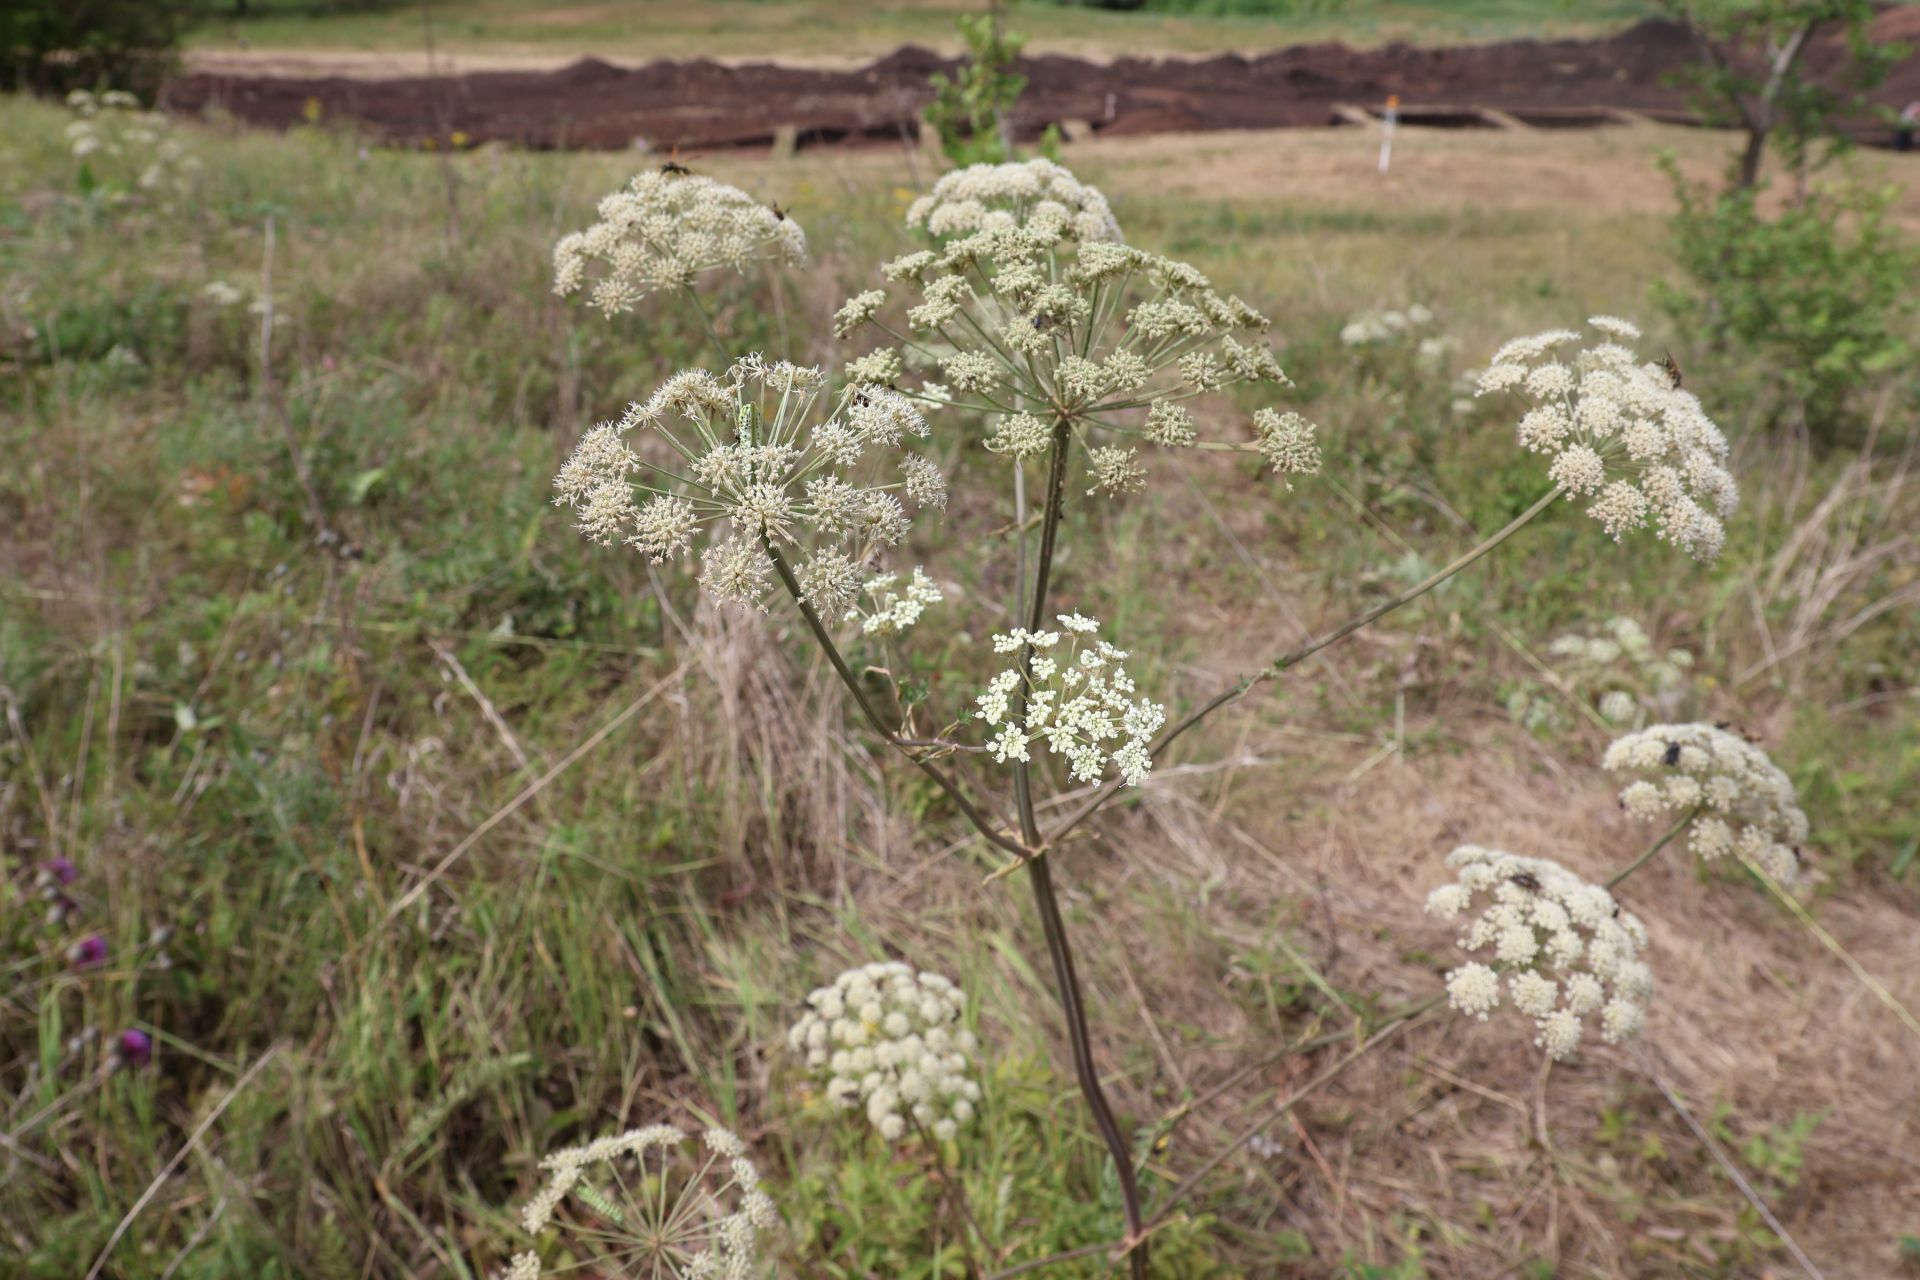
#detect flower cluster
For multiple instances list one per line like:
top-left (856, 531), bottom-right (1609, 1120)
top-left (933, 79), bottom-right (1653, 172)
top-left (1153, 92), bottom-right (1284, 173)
top-left (1477, 317), bottom-right (1737, 560)
top-left (64, 89), bottom-right (197, 196)
top-left (552, 169), bottom-right (808, 312)
top-left (787, 962), bottom-right (981, 1144)
top-left (835, 160), bottom-right (1318, 496)
top-left (848, 567), bottom-right (944, 637)
top-left (552, 357), bottom-right (944, 611)
top-left (512, 1123), bottom-right (774, 1280)
top-left (974, 614), bottom-right (1165, 786)
top-left (1426, 845), bottom-right (1654, 1060)
top-left (1507, 615), bottom-right (1696, 732)
top-left (1603, 723), bottom-right (1807, 885)
top-left (1339, 303), bottom-right (1434, 346)
top-left (905, 157), bottom-right (1123, 242)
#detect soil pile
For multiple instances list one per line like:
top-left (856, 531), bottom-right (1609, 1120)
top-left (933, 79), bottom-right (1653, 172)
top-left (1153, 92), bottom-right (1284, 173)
top-left (161, 16), bottom-right (1920, 151)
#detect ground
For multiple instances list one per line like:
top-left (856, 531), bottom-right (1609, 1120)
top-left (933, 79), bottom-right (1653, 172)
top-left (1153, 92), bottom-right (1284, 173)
top-left (2, 85), bottom-right (1918, 1280)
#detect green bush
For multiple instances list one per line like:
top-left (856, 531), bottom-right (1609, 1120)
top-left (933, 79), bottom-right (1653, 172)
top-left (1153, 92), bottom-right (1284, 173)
top-left (1658, 171), bottom-right (1917, 439)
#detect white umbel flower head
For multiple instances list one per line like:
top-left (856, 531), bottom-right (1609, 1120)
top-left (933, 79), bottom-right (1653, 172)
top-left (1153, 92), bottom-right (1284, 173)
top-left (513, 1123), bottom-right (773, 1280)
top-left (1425, 845), bottom-right (1654, 1061)
top-left (975, 615), bottom-right (1166, 787)
top-left (553, 358), bottom-right (943, 611)
top-left (906, 158), bottom-right (1123, 243)
top-left (787, 961), bottom-right (981, 1144)
top-left (1603, 722), bottom-right (1808, 885)
top-left (846, 162), bottom-right (1310, 498)
top-left (1478, 318), bottom-right (1737, 560)
top-left (553, 169), bottom-right (807, 311)
top-left (848, 567), bottom-right (944, 636)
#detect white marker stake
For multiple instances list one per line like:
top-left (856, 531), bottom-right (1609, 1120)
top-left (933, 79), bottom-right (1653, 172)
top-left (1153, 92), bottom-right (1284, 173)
top-left (1378, 94), bottom-right (1400, 175)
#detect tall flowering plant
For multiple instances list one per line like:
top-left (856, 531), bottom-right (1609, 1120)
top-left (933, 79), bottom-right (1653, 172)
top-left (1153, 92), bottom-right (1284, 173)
top-left (536, 158), bottom-right (1796, 1276)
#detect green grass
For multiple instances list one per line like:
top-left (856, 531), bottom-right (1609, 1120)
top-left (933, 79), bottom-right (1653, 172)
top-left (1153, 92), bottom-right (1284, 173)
top-left (2, 95), bottom-right (1917, 1279)
top-left (182, 0), bottom-right (1658, 61)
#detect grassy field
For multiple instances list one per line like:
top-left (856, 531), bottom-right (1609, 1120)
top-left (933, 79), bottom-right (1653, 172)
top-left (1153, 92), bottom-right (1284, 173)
top-left (2, 94), bottom-right (1918, 1280)
top-left (182, 0), bottom-right (1658, 64)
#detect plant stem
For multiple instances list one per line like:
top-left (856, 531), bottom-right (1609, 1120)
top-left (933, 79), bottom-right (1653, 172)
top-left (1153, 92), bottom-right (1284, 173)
top-left (910, 1114), bottom-right (989, 1280)
top-left (1007, 419), bottom-right (1151, 1279)
top-left (681, 286), bottom-right (733, 368)
top-left (1606, 809), bottom-right (1696, 889)
top-left (762, 540), bottom-right (1028, 860)
top-left (1046, 484), bottom-right (1565, 848)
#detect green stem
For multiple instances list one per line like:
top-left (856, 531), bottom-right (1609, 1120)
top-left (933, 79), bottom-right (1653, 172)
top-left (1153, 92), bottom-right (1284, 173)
top-left (761, 540), bottom-right (1027, 860)
top-left (1045, 484), bottom-right (1565, 848)
top-left (680, 286), bottom-right (733, 368)
top-left (1007, 419), bottom-right (1151, 1280)
top-left (1606, 809), bottom-right (1696, 889)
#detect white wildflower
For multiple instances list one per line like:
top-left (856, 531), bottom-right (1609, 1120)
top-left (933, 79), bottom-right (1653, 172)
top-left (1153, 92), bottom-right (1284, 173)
top-left (788, 962), bottom-right (981, 1144)
top-left (553, 169), bottom-right (805, 309)
top-left (974, 615), bottom-right (1165, 787)
top-left (1479, 318), bottom-right (1737, 560)
top-left (1603, 723), bottom-right (1807, 885)
top-left (1426, 845), bottom-right (1653, 1060)
top-left (514, 1123), bottom-right (767, 1280)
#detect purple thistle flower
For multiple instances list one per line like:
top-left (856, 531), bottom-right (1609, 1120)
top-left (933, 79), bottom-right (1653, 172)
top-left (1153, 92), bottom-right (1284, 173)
top-left (68, 934), bottom-right (108, 969)
top-left (113, 1029), bottom-right (154, 1070)
top-left (39, 857), bottom-right (79, 888)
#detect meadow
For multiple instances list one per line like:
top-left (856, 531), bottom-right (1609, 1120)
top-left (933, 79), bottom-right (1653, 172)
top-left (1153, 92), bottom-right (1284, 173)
top-left (2, 88), bottom-right (1918, 1280)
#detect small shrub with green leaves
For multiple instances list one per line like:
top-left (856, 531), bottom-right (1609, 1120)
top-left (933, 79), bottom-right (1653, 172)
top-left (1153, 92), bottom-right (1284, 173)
top-left (1658, 176), bottom-right (1917, 439)
top-left (517, 154), bottom-right (1852, 1278)
top-left (926, 10), bottom-right (1029, 166)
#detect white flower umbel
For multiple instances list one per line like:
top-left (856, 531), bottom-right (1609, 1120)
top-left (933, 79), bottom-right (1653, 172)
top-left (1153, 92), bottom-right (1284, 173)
top-left (64, 89), bottom-right (198, 198)
top-left (975, 614), bottom-right (1166, 787)
top-left (1339, 303), bottom-right (1435, 346)
top-left (1426, 845), bottom-right (1654, 1061)
top-left (553, 169), bottom-right (808, 313)
top-left (787, 961), bottom-right (982, 1144)
top-left (1604, 722), bottom-right (1808, 885)
top-left (849, 567), bottom-right (944, 637)
top-left (514, 1123), bottom-right (775, 1280)
top-left (1477, 317), bottom-right (1737, 560)
top-left (552, 357), bottom-right (943, 611)
top-left (1540, 615), bottom-right (1694, 727)
top-left (836, 161), bottom-right (1319, 496)
top-left (906, 158), bottom-right (1123, 243)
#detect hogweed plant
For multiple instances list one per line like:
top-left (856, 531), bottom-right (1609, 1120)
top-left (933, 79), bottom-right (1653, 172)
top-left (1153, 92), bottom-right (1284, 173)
top-left (526, 156), bottom-right (1832, 1275)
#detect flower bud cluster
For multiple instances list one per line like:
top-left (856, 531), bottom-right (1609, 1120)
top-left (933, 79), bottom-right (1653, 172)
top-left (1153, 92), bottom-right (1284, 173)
top-left (787, 962), bottom-right (981, 1144)
top-left (1426, 845), bottom-right (1654, 1060)
top-left (552, 357), bottom-right (944, 611)
top-left (514, 1123), bottom-right (774, 1280)
top-left (975, 613), bottom-right (1166, 786)
top-left (905, 158), bottom-right (1123, 243)
top-left (1477, 316), bottom-right (1737, 560)
top-left (553, 169), bottom-right (808, 312)
top-left (1604, 722), bottom-right (1807, 885)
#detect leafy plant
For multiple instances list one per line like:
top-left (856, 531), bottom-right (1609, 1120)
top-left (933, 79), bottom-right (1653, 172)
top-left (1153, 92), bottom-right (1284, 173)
top-left (926, 5), bottom-right (1028, 166)
top-left (1658, 170), bottom-right (1917, 437)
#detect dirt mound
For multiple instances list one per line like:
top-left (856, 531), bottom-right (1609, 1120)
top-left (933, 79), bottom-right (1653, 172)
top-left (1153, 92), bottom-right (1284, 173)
top-left (160, 19), bottom-right (1920, 152)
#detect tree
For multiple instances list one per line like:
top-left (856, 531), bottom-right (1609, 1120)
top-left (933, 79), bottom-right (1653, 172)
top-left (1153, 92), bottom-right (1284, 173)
top-left (1661, 0), bottom-right (1900, 191)
top-left (925, 3), bottom-right (1028, 166)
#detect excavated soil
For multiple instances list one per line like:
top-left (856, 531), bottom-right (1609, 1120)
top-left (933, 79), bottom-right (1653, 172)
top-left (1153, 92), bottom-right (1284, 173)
top-left (162, 16), bottom-right (1920, 152)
